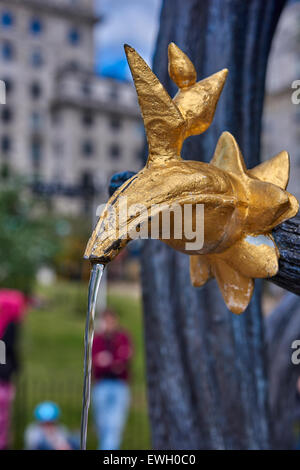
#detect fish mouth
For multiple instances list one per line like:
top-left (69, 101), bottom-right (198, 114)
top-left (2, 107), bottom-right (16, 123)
top-left (84, 229), bottom-right (130, 265)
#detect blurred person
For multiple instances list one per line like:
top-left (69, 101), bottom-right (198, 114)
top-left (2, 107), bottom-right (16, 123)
top-left (24, 402), bottom-right (79, 450)
top-left (0, 289), bottom-right (27, 450)
top-left (92, 309), bottom-right (133, 450)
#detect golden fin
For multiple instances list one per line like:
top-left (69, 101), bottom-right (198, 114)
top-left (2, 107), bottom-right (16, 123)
top-left (268, 191), bottom-right (299, 227)
top-left (190, 255), bottom-right (211, 287)
top-left (245, 179), bottom-right (299, 233)
top-left (248, 151), bottom-right (290, 189)
top-left (212, 258), bottom-right (254, 314)
top-left (124, 44), bottom-right (185, 166)
top-left (210, 131), bottom-right (247, 176)
top-left (190, 234), bottom-right (278, 313)
top-left (220, 234), bottom-right (279, 279)
top-left (173, 69), bottom-right (228, 138)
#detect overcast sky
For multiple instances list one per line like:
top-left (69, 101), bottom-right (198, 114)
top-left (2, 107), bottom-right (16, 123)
top-left (95, 0), bottom-right (162, 80)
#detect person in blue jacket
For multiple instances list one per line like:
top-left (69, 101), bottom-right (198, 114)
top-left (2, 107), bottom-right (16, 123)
top-left (24, 402), bottom-right (79, 450)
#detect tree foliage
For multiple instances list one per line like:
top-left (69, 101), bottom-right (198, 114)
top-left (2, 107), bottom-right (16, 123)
top-left (0, 173), bottom-right (60, 293)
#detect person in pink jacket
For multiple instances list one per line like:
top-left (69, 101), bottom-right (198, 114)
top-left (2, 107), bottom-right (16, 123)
top-left (0, 289), bottom-right (27, 450)
top-left (92, 309), bottom-right (133, 450)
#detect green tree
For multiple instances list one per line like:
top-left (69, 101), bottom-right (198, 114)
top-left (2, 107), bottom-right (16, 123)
top-left (0, 172), bottom-right (60, 294)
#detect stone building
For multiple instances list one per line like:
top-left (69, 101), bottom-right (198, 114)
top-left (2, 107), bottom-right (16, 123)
top-left (262, 1), bottom-right (300, 202)
top-left (0, 0), bottom-right (143, 214)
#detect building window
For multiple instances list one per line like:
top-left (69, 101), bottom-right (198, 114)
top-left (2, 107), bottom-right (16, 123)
top-left (2, 41), bottom-right (14, 61)
top-left (110, 86), bottom-right (119, 101)
top-left (81, 80), bottom-right (91, 96)
top-left (81, 140), bottom-right (94, 157)
top-left (1, 11), bottom-right (14, 28)
top-left (68, 60), bottom-right (79, 71)
top-left (68, 27), bottom-right (80, 45)
top-left (51, 110), bottom-right (62, 126)
top-left (110, 116), bottom-right (121, 131)
top-left (81, 171), bottom-right (94, 196)
top-left (31, 111), bottom-right (43, 131)
top-left (82, 111), bottom-right (94, 127)
top-left (53, 141), bottom-right (64, 157)
top-left (3, 77), bottom-right (13, 94)
top-left (1, 107), bottom-right (12, 124)
top-left (110, 144), bottom-right (121, 160)
top-left (30, 82), bottom-right (42, 100)
top-left (31, 138), bottom-right (42, 166)
top-left (30, 18), bottom-right (43, 35)
top-left (1, 135), bottom-right (11, 153)
top-left (31, 49), bottom-right (44, 68)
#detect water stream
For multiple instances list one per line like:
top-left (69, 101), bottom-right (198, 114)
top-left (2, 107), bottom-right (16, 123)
top-left (80, 262), bottom-right (104, 450)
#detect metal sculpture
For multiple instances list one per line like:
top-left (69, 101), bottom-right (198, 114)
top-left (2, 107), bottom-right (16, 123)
top-left (85, 43), bottom-right (298, 314)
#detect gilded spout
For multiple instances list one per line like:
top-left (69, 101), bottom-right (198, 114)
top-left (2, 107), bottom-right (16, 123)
top-left (84, 43), bottom-right (299, 314)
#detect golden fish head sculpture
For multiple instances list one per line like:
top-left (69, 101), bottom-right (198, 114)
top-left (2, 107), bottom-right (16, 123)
top-left (84, 43), bottom-right (299, 314)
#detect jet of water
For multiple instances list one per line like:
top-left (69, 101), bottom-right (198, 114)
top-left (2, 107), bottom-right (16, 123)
top-left (80, 263), bottom-right (104, 450)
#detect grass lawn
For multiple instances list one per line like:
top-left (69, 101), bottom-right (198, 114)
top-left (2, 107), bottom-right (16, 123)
top-left (13, 280), bottom-right (150, 450)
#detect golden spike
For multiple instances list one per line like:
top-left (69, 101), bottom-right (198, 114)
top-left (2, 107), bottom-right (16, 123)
top-left (211, 131), bottom-right (247, 176)
top-left (124, 44), bottom-right (185, 166)
top-left (173, 69), bottom-right (228, 138)
top-left (190, 255), bottom-right (211, 287)
top-left (248, 151), bottom-right (289, 189)
top-left (168, 42), bottom-right (196, 88)
top-left (212, 258), bottom-right (254, 315)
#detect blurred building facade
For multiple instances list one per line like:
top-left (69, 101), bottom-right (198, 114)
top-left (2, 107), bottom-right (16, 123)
top-left (0, 0), bottom-right (143, 214)
top-left (0, 0), bottom-right (298, 214)
top-left (262, 1), bottom-right (300, 202)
